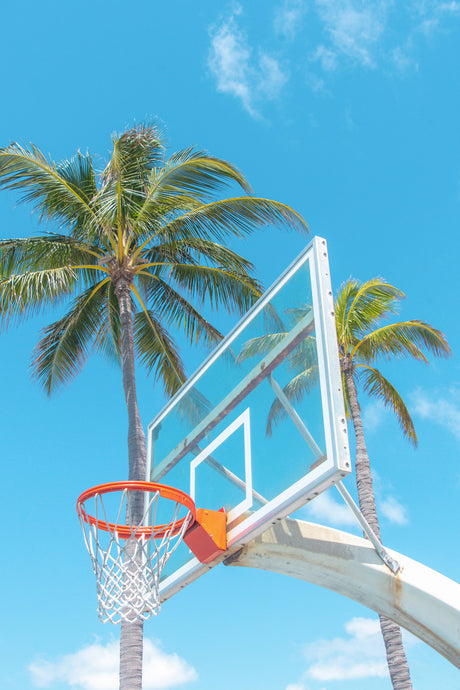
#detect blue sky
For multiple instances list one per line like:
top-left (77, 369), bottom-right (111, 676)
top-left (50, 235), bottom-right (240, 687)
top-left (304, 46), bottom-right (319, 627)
top-left (0, 1), bottom-right (459, 688)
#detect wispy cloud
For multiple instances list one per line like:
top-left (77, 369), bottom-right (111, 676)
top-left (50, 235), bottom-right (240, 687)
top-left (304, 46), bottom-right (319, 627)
top-left (29, 639), bottom-right (197, 689)
top-left (370, 469), bottom-right (410, 526)
top-left (416, 0), bottom-right (460, 35)
top-left (361, 399), bottom-right (388, 433)
top-left (207, 2), bottom-right (460, 113)
top-left (312, 44), bottom-right (339, 71)
top-left (391, 45), bottom-right (419, 73)
top-left (304, 485), bottom-right (408, 528)
top-left (287, 617), bottom-right (419, 687)
top-left (313, 0), bottom-right (459, 74)
top-left (208, 7), bottom-right (288, 117)
top-left (208, 8), bottom-right (255, 116)
top-left (410, 387), bottom-right (460, 441)
top-left (305, 617), bottom-right (388, 681)
top-left (391, 1), bottom-right (460, 71)
top-left (379, 496), bottom-right (409, 525)
top-left (304, 489), bottom-right (358, 527)
top-left (274, 0), bottom-right (307, 39)
top-left (259, 53), bottom-right (289, 97)
top-left (314, 0), bottom-right (388, 68)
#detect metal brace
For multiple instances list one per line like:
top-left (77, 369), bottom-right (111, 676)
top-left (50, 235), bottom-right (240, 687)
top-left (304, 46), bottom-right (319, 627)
top-left (267, 373), bottom-right (400, 575)
top-left (268, 373), bottom-right (323, 460)
top-left (335, 481), bottom-right (401, 574)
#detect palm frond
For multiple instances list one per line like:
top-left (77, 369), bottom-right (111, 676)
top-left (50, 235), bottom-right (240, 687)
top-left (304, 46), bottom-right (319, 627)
top-left (287, 335), bottom-right (318, 372)
top-left (167, 263), bottom-right (262, 314)
top-left (96, 125), bottom-right (164, 243)
top-left (236, 332), bottom-right (289, 361)
top-left (32, 280), bottom-right (110, 393)
top-left (134, 149), bottom-right (253, 231)
top-left (141, 237), bottom-right (257, 277)
top-left (0, 144), bottom-right (97, 232)
top-left (138, 275), bottom-right (223, 348)
top-left (0, 127), bottom-right (308, 402)
top-left (0, 266), bottom-right (78, 327)
top-left (175, 386), bottom-right (213, 426)
top-left (266, 367), bottom-right (319, 436)
top-left (336, 278), bottom-right (404, 351)
top-left (0, 234), bottom-right (103, 284)
top-left (358, 365), bottom-right (417, 445)
top-left (235, 304), bottom-right (315, 365)
top-left (133, 309), bottom-right (186, 396)
top-left (353, 321), bottom-right (451, 363)
top-left (102, 124), bottom-right (163, 186)
top-left (157, 197), bottom-right (308, 243)
top-left (285, 305), bottom-right (313, 323)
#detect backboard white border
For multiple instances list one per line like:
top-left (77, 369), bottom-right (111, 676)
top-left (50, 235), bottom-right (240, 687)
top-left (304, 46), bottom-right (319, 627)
top-left (145, 236), bottom-right (351, 601)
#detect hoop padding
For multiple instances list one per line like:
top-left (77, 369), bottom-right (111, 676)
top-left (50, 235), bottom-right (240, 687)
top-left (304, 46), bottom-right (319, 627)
top-left (77, 481), bottom-right (196, 624)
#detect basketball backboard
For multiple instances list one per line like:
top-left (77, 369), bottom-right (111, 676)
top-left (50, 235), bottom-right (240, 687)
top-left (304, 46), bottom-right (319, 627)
top-left (146, 236), bottom-right (351, 601)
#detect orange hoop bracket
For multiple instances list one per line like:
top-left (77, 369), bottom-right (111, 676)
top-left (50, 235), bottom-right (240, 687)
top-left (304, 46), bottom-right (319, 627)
top-left (76, 481), bottom-right (196, 540)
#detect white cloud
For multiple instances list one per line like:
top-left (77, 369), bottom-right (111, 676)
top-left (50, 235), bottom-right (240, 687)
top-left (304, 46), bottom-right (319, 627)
top-left (29, 639), bottom-right (197, 690)
top-left (441, 1), bottom-right (460, 12)
top-left (310, 0), bottom-right (459, 77)
top-left (417, 17), bottom-right (441, 36)
top-left (379, 496), bottom-right (409, 525)
top-left (314, 0), bottom-right (388, 67)
top-left (305, 487), bottom-right (408, 528)
top-left (392, 45), bottom-right (419, 73)
top-left (304, 490), bottom-right (357, 527)
top-left (410, 387), bottom-right (460, 441)
top-left (274, 0), bottom-right (307, 39)
top-left (258, 53), bottom-right (289, 97)
top-left (393, 1), bottom-right (460, 66)
top-left (304, 616), bottom-right (388, 681)
top-left (417, 0), bottom-right (460, 18)
top-left (312, 45), bottom-right (339, 71)
top-left (361, 399), bottom-right (388, 433)
top-left (208, 10), bottom-right (255, 116)
top-left (208, 9), bottom-right (288, 117)
top-left (306, 74), bottom-right (328, 93)
top-left (208, 1), bottom-right (460, 106)
top-left (288, 617), bottom-right (420, 687)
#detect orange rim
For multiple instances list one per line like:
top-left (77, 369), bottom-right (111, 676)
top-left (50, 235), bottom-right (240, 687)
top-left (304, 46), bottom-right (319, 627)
top-left (76, 481), bottom-right (196, 539)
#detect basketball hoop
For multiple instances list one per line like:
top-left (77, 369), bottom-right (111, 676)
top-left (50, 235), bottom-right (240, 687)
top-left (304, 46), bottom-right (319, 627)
top-left (76, 481), bottom-right (196, 624)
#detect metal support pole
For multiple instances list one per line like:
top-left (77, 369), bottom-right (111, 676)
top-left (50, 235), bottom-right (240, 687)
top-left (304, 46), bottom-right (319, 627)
top-left (335, 481), bottom-right (401, 574)
top-left (268, 374), bottom-right (324, 460)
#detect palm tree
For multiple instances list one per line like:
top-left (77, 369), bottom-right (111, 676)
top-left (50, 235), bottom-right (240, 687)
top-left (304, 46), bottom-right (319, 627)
top-left (238, 278), bottom-right (450, 688)
top-left (0, 124), bottom-right (307, 689)
top-left (335, 277), bottom-right (451, 689)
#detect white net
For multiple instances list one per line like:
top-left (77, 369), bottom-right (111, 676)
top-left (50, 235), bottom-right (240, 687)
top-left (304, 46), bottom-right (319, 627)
top-left (77, 485), bottom-right (194, 624)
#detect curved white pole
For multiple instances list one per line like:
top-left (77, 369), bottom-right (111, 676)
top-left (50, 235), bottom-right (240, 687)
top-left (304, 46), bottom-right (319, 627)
top-left (225, 517), bottom-right (460, 668)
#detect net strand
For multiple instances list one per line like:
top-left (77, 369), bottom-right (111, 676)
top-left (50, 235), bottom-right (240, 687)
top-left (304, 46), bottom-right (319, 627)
top-left (78, 489), bottom-right (193, 624)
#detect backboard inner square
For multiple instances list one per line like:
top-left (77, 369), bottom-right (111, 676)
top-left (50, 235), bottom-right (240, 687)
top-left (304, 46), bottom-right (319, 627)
top-left (190, 408), bottom-right (253, 525)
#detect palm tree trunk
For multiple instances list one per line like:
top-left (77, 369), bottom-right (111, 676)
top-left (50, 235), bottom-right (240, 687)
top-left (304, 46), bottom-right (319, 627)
top-left (343, 363), bottom-right (413, 690)
top-left (115, 277), bottom-right (146, 690)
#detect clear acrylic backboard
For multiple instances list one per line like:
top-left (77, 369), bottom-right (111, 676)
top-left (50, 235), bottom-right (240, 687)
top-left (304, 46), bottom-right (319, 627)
top-left (147, 236), bottom-right (351, 600)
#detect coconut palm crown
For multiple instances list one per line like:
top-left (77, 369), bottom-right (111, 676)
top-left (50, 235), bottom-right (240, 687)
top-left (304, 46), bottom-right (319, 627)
top-left (0, 124), bottom-right (307, 690)
top-left (0, 126), bottom-right (306, 399)
top-left (335, 277), bottom-right (450, 690)
top-left (336, 277), bottom-right (451, 451)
